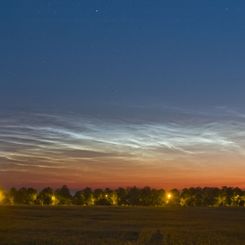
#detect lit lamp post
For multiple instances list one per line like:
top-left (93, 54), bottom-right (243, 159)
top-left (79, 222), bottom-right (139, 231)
top-left (166, 192), bottom-right (172, 204)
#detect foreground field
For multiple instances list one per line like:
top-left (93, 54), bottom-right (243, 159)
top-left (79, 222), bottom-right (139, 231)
top-left (0, 206), bottom-right (244, 245)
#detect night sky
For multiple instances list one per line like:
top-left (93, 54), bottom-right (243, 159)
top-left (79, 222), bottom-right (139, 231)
top-left (1, 1), bottom-right (245, 189)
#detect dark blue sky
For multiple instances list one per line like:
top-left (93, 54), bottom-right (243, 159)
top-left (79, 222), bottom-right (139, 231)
top-left (2, 1), bottom-right (245, 188)
top-left (1, 0), bottom-right (245, 111)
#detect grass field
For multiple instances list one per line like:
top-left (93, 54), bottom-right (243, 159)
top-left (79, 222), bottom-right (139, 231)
top-left (0, 206), bottom-right (244, 245)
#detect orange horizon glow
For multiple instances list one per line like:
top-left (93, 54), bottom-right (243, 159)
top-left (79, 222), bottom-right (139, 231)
top-left (1, 111), bottom-right (245, 190)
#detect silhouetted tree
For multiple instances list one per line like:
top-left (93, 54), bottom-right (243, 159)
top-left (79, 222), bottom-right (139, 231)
top-left (202, 187), bottom-right (219, 206)
top-left (5, 187), bottom-right (17, 205)
top-left (127, 186), bottom-right (141, 205)
top-left (83, 187), bottom-right (95, 206)
top-left (116, 187), bottom-right (128, 205)
top-left (1, 185), bottom-right (244, 207)
top-left (55, 185), bottom-right (72, 205)
top-left (37, 187), bottom-right (54, 205)
top-left (168, 188), bottom-right (180, 206)
top-left (72, 190), bottom-right (85, 205)
top-left (10, 187), bottom-right (37, 205)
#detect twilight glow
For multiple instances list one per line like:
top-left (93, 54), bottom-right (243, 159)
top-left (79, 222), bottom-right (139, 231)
top-left (1, 1), bottom-right (245, 189)
top-left (1, 107), bottom-right (245, 189)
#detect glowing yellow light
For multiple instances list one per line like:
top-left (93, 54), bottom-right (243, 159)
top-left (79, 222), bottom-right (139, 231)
top-left (167, 193), bottom-right (172, 200)
top-left (111, 193), bottom-right (118, 205)
top-left (105, 194), bottom-right (108, 198)
top-left (0, 191), bottom-right (4, 203)
top-left (32, 194), bottom-right (37, 201)
top-left (51, 195), bottom-right (57, 205)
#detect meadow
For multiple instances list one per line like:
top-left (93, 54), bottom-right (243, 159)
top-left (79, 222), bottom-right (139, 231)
top-left (0, 206), bottom-right (244, 245)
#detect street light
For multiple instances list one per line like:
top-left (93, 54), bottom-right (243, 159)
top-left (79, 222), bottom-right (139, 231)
top-left (51, 195), bottom-right (57, 205)
top-left (0, 191), bottom-right (4, 203)
top-left (166, 192), bottom-right (172, 204)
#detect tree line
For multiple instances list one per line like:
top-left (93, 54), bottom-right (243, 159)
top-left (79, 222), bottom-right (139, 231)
top-left (0, 186), bottom-right (244, 207)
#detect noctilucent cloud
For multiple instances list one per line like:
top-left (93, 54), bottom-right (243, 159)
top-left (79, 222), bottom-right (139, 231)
top-left (1, 1), bottom-right (245, 189)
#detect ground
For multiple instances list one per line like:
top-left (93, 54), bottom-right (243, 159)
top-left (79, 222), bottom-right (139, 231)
top-left (0, 206), bottom-right (244, 245)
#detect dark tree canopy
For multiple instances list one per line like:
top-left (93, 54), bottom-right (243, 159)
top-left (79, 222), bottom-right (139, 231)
top-left (0, 186), bottom-right (244, 207)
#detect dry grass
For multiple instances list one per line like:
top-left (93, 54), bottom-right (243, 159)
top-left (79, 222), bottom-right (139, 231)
top-left (0, 206), bottom-right (244, 244)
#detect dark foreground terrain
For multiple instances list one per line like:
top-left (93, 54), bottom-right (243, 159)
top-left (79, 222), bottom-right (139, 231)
top-left (0, 206), bottom-right (244, 245)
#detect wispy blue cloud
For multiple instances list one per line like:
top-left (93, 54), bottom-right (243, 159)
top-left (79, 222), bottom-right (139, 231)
top-left (1, 107), bottom-right (245, 170)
